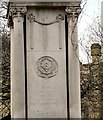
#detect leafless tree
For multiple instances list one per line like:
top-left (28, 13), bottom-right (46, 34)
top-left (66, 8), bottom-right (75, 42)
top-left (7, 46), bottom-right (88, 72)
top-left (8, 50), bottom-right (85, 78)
top-left (0, 1), bottom-right (10, 119)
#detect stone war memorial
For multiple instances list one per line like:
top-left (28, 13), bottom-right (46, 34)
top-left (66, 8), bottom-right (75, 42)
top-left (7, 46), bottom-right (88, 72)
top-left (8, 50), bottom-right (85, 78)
top-left (7, 0), bottom-right (82, 118)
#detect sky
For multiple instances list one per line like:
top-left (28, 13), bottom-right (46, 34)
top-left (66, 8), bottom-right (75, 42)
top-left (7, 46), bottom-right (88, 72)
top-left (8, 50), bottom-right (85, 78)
top-left (78, 0), bottom-right (103, 35)
top-left (78, 0), bottom-right (103, 63)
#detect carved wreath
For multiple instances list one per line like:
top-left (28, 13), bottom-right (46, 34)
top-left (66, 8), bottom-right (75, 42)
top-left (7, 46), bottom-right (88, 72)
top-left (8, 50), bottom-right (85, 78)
top-left (35, 56), bottom-right (58, 78)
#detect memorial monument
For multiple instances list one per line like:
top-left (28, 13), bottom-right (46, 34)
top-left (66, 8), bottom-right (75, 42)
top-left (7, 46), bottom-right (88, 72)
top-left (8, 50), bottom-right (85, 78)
top-left (7, 0), bottom-right (82, 118)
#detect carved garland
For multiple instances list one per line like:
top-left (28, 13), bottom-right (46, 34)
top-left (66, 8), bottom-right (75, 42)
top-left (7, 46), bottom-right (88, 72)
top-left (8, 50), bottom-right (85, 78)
top-left (28, 13), bottom-right (64, 49)
top-left (56, 14), bottom-right (64, 49)
top-left (28, 13), bottom-right (64, 25)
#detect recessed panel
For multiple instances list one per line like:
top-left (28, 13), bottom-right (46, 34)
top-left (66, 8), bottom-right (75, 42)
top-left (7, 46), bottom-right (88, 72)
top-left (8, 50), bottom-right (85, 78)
top-left (26, 8), bottom-right (67, 118)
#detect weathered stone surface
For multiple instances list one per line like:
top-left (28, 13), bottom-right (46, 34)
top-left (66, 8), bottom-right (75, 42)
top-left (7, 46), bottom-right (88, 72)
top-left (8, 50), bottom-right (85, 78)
top-left (7, 0), bottom-right (81, 118)
top-left (11, 17), bottom-right (25, 118)
top-left (26, 8), bottom-right (67, 118)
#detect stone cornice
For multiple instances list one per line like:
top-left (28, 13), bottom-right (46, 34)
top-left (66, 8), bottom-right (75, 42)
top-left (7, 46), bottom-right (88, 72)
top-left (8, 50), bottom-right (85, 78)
top-left (8, 1), bottom-right (81, 7)
top-left (7, 2), bottom-right (81, 28)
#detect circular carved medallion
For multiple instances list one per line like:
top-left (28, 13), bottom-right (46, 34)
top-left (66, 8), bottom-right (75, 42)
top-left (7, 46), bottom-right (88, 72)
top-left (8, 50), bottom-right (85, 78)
top-left (35, 56), bottom-right (58, 78)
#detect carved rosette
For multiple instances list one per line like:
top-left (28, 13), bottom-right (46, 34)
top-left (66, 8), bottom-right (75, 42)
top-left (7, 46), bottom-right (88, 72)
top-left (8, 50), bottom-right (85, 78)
top-left (65, 6), bottom-right (81, 22)
top-left (35, 56), bottom-right (58, 78)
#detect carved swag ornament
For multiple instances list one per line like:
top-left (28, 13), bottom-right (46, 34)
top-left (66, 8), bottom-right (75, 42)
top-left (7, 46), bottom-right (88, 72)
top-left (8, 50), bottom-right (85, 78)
top-left (28, 13), bottom-right (64, 49)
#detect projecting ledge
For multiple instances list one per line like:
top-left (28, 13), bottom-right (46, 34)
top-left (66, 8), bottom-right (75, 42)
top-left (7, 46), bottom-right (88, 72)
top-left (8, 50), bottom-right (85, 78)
top-left (9, 0), bottom-right (81, 2)
top-left (8, 0), bottom-right (82, 7)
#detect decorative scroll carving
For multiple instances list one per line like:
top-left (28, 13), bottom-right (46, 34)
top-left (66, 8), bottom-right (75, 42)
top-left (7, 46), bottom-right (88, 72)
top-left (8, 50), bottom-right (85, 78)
top-left (27, 14), bottom-right (35, 23)
top-left (28, 13), bottom-right (64, 25)
top-left (8, 7), bottom-right (27, 27)
top-left (9, 7), bottom-right (27, 18)
top-left (65, 7), bottom-right (81, 22)
top-left (35, 56), bottom-right (58, 78)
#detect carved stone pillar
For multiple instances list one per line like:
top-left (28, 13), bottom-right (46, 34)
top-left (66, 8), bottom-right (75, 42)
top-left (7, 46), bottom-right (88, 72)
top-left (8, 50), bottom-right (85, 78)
top-left (65, 6), bottom-right (81, 118)
top-left (7, 1), bottom-right (82, 118)
top-left (9, 7), bottom-right (27, 118)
